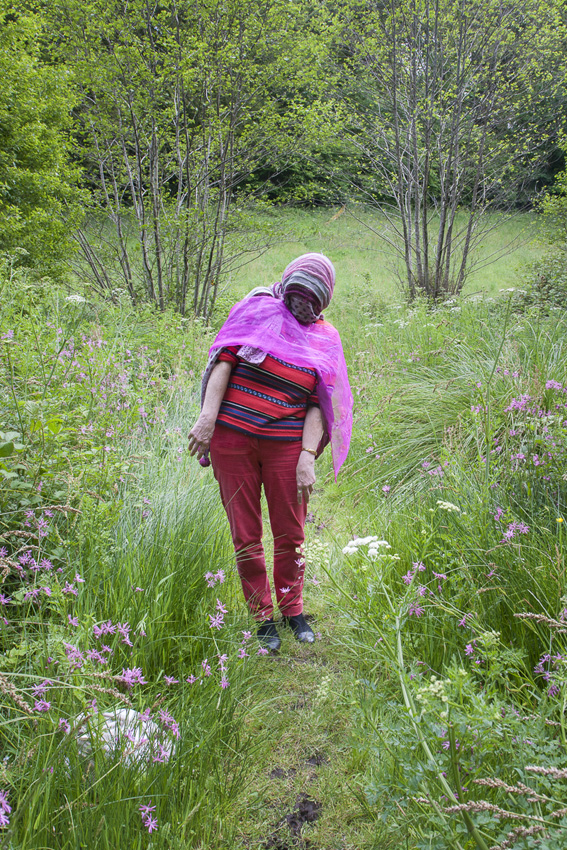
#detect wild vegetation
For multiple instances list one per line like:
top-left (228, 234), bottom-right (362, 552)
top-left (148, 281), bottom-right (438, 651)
top-left (3, 0), bottom-right (567, 846)
top-left (2, 218), bottom-right (567, 848)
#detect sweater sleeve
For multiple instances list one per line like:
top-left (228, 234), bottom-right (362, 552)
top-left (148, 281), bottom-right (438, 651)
top-left (217, 346), bottom-right (239, 366)
top-left (307, 382), bottom-right (320, 407)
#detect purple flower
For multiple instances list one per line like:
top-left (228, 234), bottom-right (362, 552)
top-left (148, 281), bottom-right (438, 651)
top-left (32, 679), bottom-right (52, 696)
top-left (402, 570), bottom-right (415, 585)
top-left (0, 789), bottom-right (11, 819)
top-left (186, 675), bottom-right (196, 684)
top-left (164, 676), bottom-right (179, 686)
top-left (493, 507), bottom-right (504, 521)
top-left (413, 561), bottom-right (426, 572)
top-left (144, 815), bottom-right (158, 833)
top-left (408, 603), bottom-right (424, 617)
top-left (465, 644), bottom-right (475, 656)
top-left (382, 485), bottom-right (391, 494)
top-left (152, 744), bottom-right (170, 764)
top-left (505, 394), bottom-right (532, 413)
top-left (62, 582), bottom-right (78, 596)
top-left (68, 615), bottom-right (79, 627)
top-left (158, 709), bottom-right (180, 739)
top-left (139, 803), bottom-right (158, 833)
top-left (257, 647), bottom-right (269, 655)
top-left (220, 675), bottom-right (230, 689)
top-left (34, 699), bottom-right (51, 712)
top-left (93, 620), bottom-right (116, 639)
top-left (216, 599), bottom-right (228, 613)
top-left (546, 380), bottom-right (563, 390)
top-left (209, 612), bottom-right (224, 630)
top-left (242, 630), bottom-right (252, 641)
top-left (86, 649), bottom-right (106, 664)
top-left (502, 520), bottom-right (530, 543)
top-left (237, 647), bottom-right (248, 659)
top-left (117, 622), bottom-right (133, 646)
top-left (120, 667), bottom-right (147, 688)
top-left (58, 718), bottom-right (71, 734)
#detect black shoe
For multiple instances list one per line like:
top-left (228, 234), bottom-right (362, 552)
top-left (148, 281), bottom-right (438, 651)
top-left (283, 612), bottom-right (315, 643)
top-left (257, 618), bottom-right (281, 652)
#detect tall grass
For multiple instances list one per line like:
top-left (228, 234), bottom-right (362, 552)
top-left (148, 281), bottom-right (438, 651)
top-left (0, 273), bottom-right (266, 849)
top-left (320, 293), bottom-right (567, 849)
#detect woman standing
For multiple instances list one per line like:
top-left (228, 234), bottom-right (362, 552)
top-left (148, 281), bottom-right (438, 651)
top-left (188, 253), bottom-right (352, 651)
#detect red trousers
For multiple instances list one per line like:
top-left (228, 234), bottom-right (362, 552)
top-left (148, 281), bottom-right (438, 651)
top-left (210, 425), bottom-right (307, 620)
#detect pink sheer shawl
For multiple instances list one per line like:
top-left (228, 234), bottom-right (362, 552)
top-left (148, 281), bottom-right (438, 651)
top-left (207, 295), bottom-right (352, 478)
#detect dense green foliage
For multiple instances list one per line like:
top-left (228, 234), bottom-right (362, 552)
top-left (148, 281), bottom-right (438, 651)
top-left (1, 0), bottom-right (566, 306)
top-left (0, 4), bottom-right (82, 275)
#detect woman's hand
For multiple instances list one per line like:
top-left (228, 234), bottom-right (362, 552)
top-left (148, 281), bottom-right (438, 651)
top-left (188, 414), bottom-right (216, 458)
top-left (188, 361), bottom-right (233, 459)
top-left (296, 452), bottom-right (316, 504)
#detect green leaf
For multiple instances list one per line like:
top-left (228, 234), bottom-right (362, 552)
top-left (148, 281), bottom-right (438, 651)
top-left (0, 441), bottom-right (15, 457)
top-left (47, 417), bottom-right (63, 435)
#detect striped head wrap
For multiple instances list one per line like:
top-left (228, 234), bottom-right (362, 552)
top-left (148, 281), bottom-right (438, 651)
top-left (272, 253), bottom-right (336, 323)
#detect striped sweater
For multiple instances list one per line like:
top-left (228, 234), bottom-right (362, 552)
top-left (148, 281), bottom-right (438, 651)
top-left (216, 346), bottom-right (319, 440)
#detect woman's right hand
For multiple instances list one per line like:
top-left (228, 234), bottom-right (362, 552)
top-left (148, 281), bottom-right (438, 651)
top-left (188, 414), bottom-right (216, 458)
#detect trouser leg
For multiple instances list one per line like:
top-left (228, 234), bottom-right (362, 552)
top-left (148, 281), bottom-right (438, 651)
top-left (210, 426), bottom-right (273, 620)
top-left (261, 439), bottom-right (307, 616)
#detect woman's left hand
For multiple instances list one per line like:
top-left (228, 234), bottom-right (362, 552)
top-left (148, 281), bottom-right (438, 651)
top-left (296, 453), bottom-right (316, 504)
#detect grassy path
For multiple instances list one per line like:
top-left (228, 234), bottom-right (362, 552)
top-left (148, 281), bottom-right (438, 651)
top-left (223, 570), bottom-right (377, 850)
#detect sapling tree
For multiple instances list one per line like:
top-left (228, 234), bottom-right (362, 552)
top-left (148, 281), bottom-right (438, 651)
top-left (53, 0), bottom-right (332, 317)
top-left (339, 0), bottom-right (567, 300)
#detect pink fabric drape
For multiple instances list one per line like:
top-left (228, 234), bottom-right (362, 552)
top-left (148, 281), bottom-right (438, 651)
top-left (208, 296), bottom-right (352, 478)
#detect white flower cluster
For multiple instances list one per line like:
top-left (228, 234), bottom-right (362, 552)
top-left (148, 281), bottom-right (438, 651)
top-left (65, 294), bottom-right (87, 304)
top-left (436, 500), bottom-right (461, 513)
top-left (312, 673), bottom-right (333, 707)
top-left (342, 536), bottom-right (391, 559)
top-left (415, 675), bottom-right (450, 706)
top-left (305, 535), bottom-right (330, 568)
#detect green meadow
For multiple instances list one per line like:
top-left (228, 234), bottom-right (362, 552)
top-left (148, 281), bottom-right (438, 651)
top-left (2, 211), bottom-right (567, 850)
